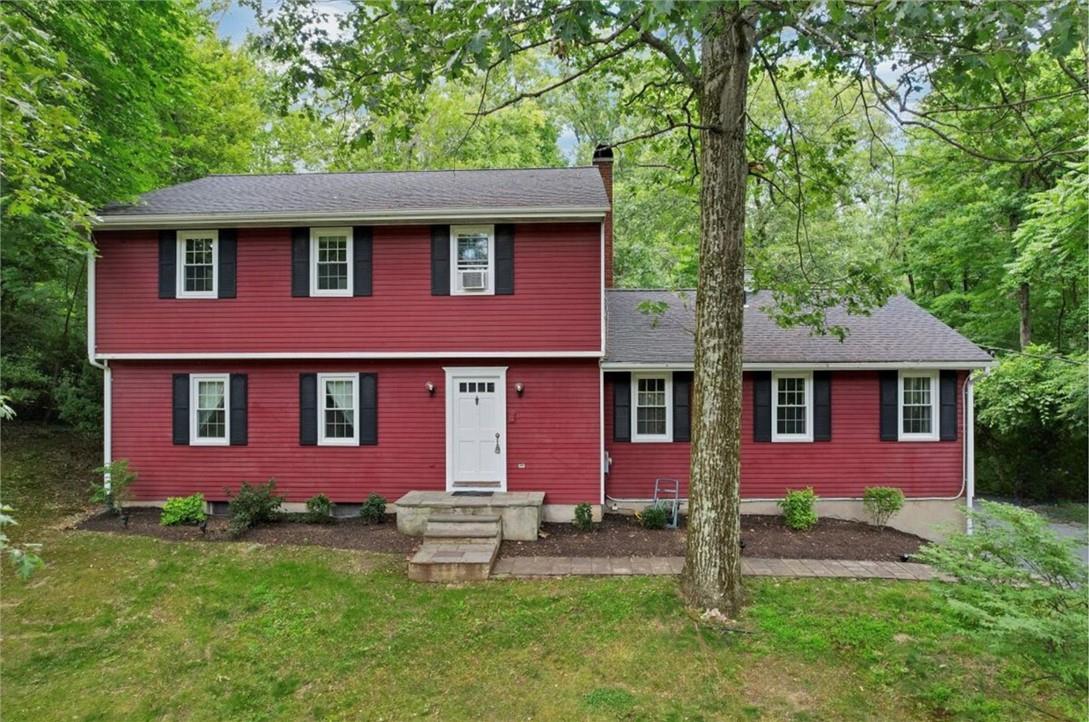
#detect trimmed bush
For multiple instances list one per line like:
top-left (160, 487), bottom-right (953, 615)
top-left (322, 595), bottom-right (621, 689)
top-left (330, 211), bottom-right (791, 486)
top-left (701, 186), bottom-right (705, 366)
top-left (359, 493), bottom-right (387, 524)
top-left (227, 479), bottom-right (284, 537)
top-left (863, 486), bottom-right (905, 528)
top-left (160, 493), bottom-right (206, 526)
top-left (779, 487), bottom-right (818, 531)
top-left (573, 502), bottom-right (594, 531)
top-left (638, 504), bottom-right (669, 530)
top-left (305, 494), bottom-right (336, 523)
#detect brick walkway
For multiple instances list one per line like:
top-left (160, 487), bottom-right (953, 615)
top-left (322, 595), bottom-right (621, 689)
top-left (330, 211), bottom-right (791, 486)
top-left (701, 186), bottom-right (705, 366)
top-left (491, 556), bottom-right (945, 581)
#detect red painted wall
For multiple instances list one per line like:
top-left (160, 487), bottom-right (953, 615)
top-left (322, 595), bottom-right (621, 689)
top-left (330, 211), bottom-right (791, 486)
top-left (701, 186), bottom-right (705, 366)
top-left (94, 223), bottom-right (601, 354)
top-left (605, 371), bottom-right (966, 500)
top-left (112, 359), bottom-right (600, 505)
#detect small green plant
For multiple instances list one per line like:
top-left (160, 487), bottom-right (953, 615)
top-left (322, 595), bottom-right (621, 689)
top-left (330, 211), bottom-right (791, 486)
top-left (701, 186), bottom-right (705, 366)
top-left (305, 494), bottom-right (336, 523)
top-left (160, 493), bottom-right (206, 526)
top-left (359, 493), bottom-right (387, 524)
top-left (637, 504), bottom-right (668, 530)
top-left (779, 487), bottom-right (818, 531)
top-left (0, 506), bottom-right (43, 579)
top-left (573, 502), bottom-right (594, 531)
top-left (226, 479), bottom-right (284, 537)
top-left (863, 486), bottom-right (905, 528)
top-left (90, 459), bottom-right (137, 514)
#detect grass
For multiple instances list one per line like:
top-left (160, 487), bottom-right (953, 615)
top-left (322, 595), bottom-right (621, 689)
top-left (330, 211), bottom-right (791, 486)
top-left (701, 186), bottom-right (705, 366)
top-left (1032, 501), bottom-right (1089, 526)
top-left (3, 424), bottom-right (1084, 721)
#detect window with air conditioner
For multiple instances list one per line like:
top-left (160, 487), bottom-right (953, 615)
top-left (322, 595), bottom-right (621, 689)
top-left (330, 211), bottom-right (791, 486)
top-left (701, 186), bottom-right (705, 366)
top-left (450, 225), bottom-right (494, 295)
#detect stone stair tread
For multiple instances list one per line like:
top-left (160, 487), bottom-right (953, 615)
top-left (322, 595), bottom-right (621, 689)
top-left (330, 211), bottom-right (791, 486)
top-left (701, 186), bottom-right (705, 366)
top-left (407, 538), bottom-right (500, 582)
top-left (427, 513), bottom-right (501, 523)
top-left (424, 525), bottom-right (501, 539)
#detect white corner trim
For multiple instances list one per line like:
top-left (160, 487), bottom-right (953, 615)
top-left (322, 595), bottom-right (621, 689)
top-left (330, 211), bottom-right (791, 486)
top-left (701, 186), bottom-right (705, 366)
top-left (96, 350), bottom-right (604, 360)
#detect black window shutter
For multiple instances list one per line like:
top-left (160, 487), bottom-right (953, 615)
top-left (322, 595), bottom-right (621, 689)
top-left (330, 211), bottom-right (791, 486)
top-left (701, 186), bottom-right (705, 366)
top-left (673, 372), bottom-right (692, 442)
top-left (353, 227), bottom-right (373, 296)
top-left (753, 371), bottom-right (772, 442)
top-left (813, 371), bottom-right (831, 441)
top-left (229, 373), bottom-right (248, 446)
top-left (879, 371), bottom-right (899, 441)
top-left (218, 229), bottom-right (237, 298)
top-left (359, 373), bottom-right (377, 445)
top-left (495, 224), bottom-right (515, 295)
top-left (291, 228), bottom-right (309, 297)
top-left (609, 372), bottom-right (631, 442)
top-left (299, 373), bottom-right (317, 445)
top-left (431, 225), bottom-right (450, 295)
top-left (159, 230), bottom-right (177, 299)
top-left (939, 370), bottom-right (958, 441)
top-left (172, 373), bottom-right (189, 445)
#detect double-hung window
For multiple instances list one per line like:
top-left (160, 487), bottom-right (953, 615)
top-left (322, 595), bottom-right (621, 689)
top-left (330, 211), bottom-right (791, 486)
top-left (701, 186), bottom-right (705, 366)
top-left (772, 371), bottom-right (813, 442)
top-left (310, 227), bottom-right (353, 296)
top-left (177, 230), bottom-right (218, 298)
top-left (190, 374), bottom-right (229, 445)
top-left (450, 225), bottom-right (494, 295)
top-left (631, 373), bottom-right (672, 442)
top-left (318, 373), bottom-right (358, 445)
top-left (899, 370), bottom-right (939, 441)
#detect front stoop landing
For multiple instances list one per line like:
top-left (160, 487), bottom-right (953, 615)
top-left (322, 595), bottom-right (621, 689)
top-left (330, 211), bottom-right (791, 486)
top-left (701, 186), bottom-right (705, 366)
top-left (408, 514), bottom-right (503, 582)
top-left (395, 491), bottom-right (544, 541)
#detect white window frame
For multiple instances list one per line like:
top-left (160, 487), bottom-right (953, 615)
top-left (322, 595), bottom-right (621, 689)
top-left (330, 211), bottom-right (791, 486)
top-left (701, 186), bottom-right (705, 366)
top-left (176, 230), bottom-right (219, 299)
top-left (189, 373), bottom-right (230, 446)
top-left (450, 224), bottom-right (495, 296)
top-left (771, 371), bottom-right (813, 443)
top-left (317, 373), bottom-right (359, 446)
top-left (631, 372), bottom-right (673, 443)
top-left (898, 369), bottom-right (940, 441)
top-left (309, 227), bottom-right (354, 297)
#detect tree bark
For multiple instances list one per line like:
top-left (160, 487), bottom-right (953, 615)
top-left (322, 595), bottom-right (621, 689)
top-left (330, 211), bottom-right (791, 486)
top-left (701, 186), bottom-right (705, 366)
top-left (1018, 281), bottom-right (1031, 349)
top-left (681, 8), bottom-right (753, 615)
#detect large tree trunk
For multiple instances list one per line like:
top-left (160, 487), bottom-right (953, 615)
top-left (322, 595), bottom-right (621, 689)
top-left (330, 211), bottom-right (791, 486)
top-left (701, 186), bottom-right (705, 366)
top-left (681, 8), bottom-right (753, 615)
top-left (1017, 281), bottom-right (1031, 349)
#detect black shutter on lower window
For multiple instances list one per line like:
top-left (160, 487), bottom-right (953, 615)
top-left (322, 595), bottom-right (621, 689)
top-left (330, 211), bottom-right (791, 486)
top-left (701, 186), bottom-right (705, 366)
top-left (218, 229), bottom-right (237, 298)
top-left (299, 373), bottom-right (317, 445)
top-left (359, 373), bottom-right (377, 445)
top-left (431, 226), bottom-right (450, 295)
top-left (495, 224), bottom-right (514, 295)
top-left (172, 374), bottom-right (189, 445)
top-left (879, 371), bottom-right (899, 441)
top-left (159, 230), bottom-right (177, 299)
top-left (353, 227), bottom-right (373, 296)
top-left (673, 372), bottom-right (692, 442)
top-left (610, 372), bottom-right (631, 442)
top-left (229, 374), bottom-right (248, 446)
top-left (753, 371), bottom-right (772, 442)
top-left (291, 228), bottom-right (309, 297)
top-left (813, 371), bottom-right (831, 441)
top-left (939, 370), bottom-right (958, 441)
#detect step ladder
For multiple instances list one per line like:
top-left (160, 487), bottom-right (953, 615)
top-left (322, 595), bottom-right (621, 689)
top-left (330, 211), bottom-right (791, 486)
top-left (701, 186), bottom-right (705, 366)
top-left (653, 478), bottom-right (681, 529)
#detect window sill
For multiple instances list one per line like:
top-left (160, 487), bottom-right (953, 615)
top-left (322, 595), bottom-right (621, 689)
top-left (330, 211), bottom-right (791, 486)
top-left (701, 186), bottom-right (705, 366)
top-left (310, 290), bottom-right (353, 298)
top-left (630, 436), bottom-right (672, 444)
top-left (897, 435), bottom-right (941, 442)
top-left (317, 439), bottom-right (359, 447)
top-left (176, 292), bottom-right (218, 300)
top-left (189, 438), bottom-right (229, 447)
top-left (771, 436), bottom-right (813, 443)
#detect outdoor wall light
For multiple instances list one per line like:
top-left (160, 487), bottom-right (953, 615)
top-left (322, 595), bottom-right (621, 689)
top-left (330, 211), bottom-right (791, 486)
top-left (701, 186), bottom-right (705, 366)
top-left (426, 382), bottom-right (435, 396)
top-left (515, 382), bottom-right (525, 396)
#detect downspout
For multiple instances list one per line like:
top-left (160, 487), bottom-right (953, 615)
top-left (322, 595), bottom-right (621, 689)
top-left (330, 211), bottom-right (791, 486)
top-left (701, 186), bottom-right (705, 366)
top-left (86, 249), bottom-right (111, 491)
top-left (964, 372), bottom-right (976, 533)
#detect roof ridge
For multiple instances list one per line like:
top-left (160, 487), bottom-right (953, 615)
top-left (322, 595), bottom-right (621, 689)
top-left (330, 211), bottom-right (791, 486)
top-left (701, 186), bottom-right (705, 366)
top-left (204, 165), bottom-right (596, 179)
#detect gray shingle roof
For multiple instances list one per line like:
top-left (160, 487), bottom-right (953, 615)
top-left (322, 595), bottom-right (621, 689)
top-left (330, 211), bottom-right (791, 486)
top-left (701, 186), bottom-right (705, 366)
top-left (97, 167), bottom-right (609, 221)
top-left (606, 289), bottom-right (992, 365)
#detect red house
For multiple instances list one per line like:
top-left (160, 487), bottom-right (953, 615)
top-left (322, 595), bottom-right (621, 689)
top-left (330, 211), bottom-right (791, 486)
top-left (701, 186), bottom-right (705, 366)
top-left (89, 149), bottom-right (991, 540)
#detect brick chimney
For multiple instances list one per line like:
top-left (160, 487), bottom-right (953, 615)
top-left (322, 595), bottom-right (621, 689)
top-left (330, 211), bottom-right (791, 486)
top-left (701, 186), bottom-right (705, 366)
top-left (592, 144), bottom-right (614, 287)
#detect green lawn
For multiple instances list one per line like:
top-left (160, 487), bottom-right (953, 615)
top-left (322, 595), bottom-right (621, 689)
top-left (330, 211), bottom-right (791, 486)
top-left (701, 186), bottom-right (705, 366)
top-left (2, 425), bottom-right (1082, 721)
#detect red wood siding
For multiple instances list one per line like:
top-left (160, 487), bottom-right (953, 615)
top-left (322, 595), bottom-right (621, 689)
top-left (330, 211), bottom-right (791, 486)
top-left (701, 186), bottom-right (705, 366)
top-left (111, 359), bottom-right (599, 505)
top-left (94, 223), bottom-right (601, 354)
top-left (605, 371), bottom-right (966, 500)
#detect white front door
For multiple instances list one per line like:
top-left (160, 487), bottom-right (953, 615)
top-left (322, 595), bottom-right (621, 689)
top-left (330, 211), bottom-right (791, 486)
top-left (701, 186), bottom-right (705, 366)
top-left (445, 367), bottom-right (507, 491)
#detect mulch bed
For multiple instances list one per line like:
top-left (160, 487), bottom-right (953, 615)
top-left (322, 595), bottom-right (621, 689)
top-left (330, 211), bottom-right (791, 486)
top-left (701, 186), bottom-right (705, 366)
top-left (500, 514), bottom-right (925, 562)
top-left (80, 508), bottom-right (925, 562)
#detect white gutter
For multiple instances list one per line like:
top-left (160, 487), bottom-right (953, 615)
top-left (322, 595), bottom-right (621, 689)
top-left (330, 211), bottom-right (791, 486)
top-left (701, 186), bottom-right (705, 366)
top-left (92, 206), bottom-right (610, 230)
top-left (965, 372), bottom-right (976, 533)
top-left (603, 361), bottom-right (993, 371)
top-left (96, 350), bottom-right (604, 360)
top-left (86, 251), bottom-right (111, 491)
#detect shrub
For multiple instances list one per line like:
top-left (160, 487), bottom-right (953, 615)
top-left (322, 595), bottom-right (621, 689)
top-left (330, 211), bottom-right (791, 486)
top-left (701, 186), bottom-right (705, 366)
top-left (160, 493), bottom-right (206, 526)
top-left (227, 479), bottom-right (284, 537)
top-left (915, 501), bottom-right (1089, 694)
top-left (573, 502), bottom-right (594, 531)
top-left (305, 494), bottom-right (336, 523)
top-left (863, 486), bottom-right (905, 528)
top-left (359, 493), bottom-right (387, 524)
top-left (90, 459), bottom-right (137, 514)
top-left (779, 487), bottom-right (818, 531)
top-left (638, 504), bottom-right (668, 530)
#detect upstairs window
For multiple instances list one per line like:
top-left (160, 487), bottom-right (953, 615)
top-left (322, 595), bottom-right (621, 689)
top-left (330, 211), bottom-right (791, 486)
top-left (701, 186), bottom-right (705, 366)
top-left (177, 230), bottom-right (218, 298)
top-left (772, 372), bottom-right (812, 442)
top-left (632, 373), bottom-right (672, 442)
top-left (190, 374), bottom-right (229, 445)
top-left (451, 225), bottom-right (494, 295)
top-left (318, 373), bottom-right (358, 445)
top-left (899, 370), bottom-right (938, 441)
top-left (310, 227), bottom-right (353, 296)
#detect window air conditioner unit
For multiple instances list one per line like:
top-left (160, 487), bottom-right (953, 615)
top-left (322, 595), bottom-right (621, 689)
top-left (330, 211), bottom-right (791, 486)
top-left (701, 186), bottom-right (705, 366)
top-left (459, 269), bottom-right (487, 291)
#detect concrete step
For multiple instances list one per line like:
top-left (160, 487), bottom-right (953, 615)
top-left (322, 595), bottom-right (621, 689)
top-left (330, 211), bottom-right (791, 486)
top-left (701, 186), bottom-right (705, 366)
top-left (407, 538), bottom-right (499, 583)
top-left (425, 515), bottom-right (502, 539)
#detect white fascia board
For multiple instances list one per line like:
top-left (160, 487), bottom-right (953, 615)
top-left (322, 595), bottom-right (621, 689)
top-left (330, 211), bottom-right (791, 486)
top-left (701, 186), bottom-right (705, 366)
top-left (97, 350), bottom-right (604, 361)
top-left (91, 207), bottom-right (610, 230)
top-left (601, 360), bottom-right (993, 370)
